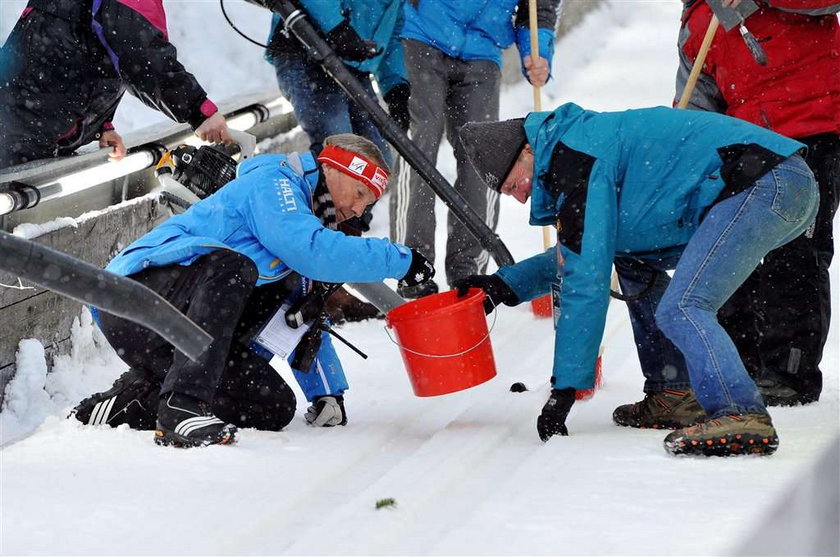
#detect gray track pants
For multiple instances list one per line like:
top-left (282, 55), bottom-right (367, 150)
top-left (389, 39), bottom-right (501, 286)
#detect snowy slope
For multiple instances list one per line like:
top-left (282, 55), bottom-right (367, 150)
top-left (2, 1), bottom-right (839, 555)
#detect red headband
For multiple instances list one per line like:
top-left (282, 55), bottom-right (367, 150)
top-left (317, 145), bottom-right (389, 199)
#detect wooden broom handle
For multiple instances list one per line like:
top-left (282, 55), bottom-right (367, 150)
top-left (529, 0), bottom-right (542, 112)
top-left (529, 0), bottom-right (553, 250)
top-left (678, 15), bottom-right (720, 109)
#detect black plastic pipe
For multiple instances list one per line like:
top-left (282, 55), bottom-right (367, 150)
top-left (250, 0), bottom-right (515, 267)
top-left (0, 231), bottom-right (212, 361)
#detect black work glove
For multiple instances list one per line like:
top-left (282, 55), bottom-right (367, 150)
top-left (537, 388), bottom-right (576, 441)
top-left (325, 17), bottom-right (381, 62)
top-left (305, 395), bottom-right (347, 426)
top-left (384, 83), bottom-right (411, 133)
top-left (452, 274), bottom-right (519, 314)
top-left (399, 248), bottom-right (435, 288)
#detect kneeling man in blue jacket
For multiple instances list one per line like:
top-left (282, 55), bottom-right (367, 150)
top-left (456, 104), bottom-right (818, 457)
top-left (72, 134), bottom-right (434, 447)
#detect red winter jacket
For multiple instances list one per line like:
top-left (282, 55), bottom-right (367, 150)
top-left (676, 0), bottom-right (840, 139)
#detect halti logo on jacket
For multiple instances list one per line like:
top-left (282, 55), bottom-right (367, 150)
top-left (275, 178), bottom-right (296, 211)
top-left (349, 157), bottom-right (368, 175)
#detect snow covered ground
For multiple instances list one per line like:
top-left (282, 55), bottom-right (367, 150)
top-left (2, 1), bottom-right (839, 555)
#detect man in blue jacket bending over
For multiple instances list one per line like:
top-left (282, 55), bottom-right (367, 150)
top-left (455, 104), bottom-right (818, 457)
top-left (71, 134), bottom-right (434, 448)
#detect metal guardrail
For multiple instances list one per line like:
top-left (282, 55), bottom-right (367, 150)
top-left (0, 89), bottom-right (297, 231)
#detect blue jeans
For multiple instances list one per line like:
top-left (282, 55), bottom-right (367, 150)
top-left (614, 255), bottom-right (689, 392)
top-left (654, 154), bottom-right (818, 418)
top-left (272, 52), bottom-right (391, 166)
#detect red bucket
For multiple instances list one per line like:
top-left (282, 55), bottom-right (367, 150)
top-left (386, 289), bottom-right (497, 397)
top-left (530, 293), bottom-right (553, 318)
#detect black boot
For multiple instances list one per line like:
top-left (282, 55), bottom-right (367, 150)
top-left (155, 392), bottom-right (237, 448)
top-left (757, 370), bottom-right (820, 406)
top-left (70, 369), bottom-right (160, 430)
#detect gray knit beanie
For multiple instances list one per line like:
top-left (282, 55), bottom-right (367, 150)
top-left (459, 119), bottom-right (527, 192)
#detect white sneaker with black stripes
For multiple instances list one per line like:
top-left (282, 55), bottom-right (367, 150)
top-left (154, 392), bottom-right (236, 448)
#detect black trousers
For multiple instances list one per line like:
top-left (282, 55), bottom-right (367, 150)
top-left (97, 251), bottom-right (298, 431)
top-left (719, 133), bottom-right (840, 396)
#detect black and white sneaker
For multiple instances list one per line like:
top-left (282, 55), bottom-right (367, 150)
top-left (70, 369), bottom-right (160, 430)
top-left (155, 392), bottom-right (237, 448)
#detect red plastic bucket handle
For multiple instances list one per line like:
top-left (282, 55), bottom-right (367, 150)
top-left (384, 308), bottom-right (498, 359)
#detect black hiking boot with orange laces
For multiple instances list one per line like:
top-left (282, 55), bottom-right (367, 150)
top-left (612, 389), bottom-right (706, 430)
top-left (663, 413), bottom-right (779, 457)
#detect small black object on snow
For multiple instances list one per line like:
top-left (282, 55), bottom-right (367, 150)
top-left (510, 382), bottom-right (527, 393)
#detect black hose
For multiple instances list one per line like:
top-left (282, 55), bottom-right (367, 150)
top-left (0, 231), bottom-right (212, 361)
top-left (220, 0), bottom-right (270, 49)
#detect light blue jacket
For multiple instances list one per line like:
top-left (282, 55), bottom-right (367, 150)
top-left (267, 0), bottom-right (407, 95)
top-left (402, 0), bottom-right (558, 76)
top-left (106, 152), bottom-right (411, 401)
top-left (495, 103), bottom-right (805, 390)
top-left (107, 152), bottom-right (412, 285)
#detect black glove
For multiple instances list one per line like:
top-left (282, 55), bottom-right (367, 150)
top-left (452, 274), bottom-right (519, 314)
top-left (325, 18), bottom-right (381, 62)
top-left (384, 83), bottom-right (411, 133)
top-left (537, 388), bottom-right (576, 441)
top-left (399, 248), bottom-right (435, 288)
top-left (305, 395), bottom-right (347, 426)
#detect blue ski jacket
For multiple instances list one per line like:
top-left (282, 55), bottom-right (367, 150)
top-left (106, 152), bottom-right (412, 401)
top-left (494, 103), bottom-right (805, 390)
top-left (107, 152), bottom-right (411, 284)
top-left (267, 0), bottom-right (407, 96)
top-left (402, 0), bottom-right (559, 77)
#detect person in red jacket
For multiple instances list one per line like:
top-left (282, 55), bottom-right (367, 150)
top-left (673, 0), bottom-right (839, 406)
top-left (0, 0), bottom-right (231, 169)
